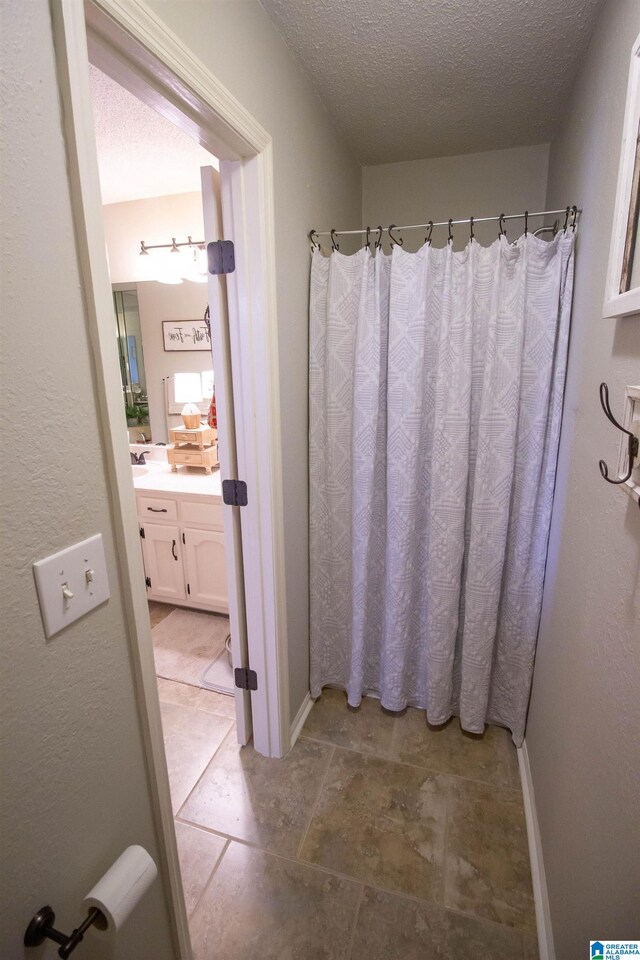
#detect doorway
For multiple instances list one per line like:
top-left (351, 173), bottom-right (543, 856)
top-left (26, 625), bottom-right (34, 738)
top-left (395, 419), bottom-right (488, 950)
top-left (90, 62), bottom-right (239, 716)
top-left (53, 0), bottom-right (290, 955)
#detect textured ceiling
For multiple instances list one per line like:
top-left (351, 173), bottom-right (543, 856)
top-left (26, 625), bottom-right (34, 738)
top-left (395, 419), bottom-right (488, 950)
top-left (260, 0), bottom-right (604, 164)
top-left (89, 65), bottom-right (217, 204)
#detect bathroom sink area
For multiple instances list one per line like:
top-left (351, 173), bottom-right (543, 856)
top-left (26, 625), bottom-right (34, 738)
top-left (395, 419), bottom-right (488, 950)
top-left (131, 464), bottom-right (149, 477)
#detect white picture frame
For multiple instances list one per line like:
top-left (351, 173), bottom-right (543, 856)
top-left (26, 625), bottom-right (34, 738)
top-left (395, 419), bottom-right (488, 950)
top-left (603, 33), bottom-right (640, 319)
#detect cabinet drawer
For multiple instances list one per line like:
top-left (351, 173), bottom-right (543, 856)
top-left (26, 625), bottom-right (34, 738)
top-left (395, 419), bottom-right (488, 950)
top-left (172, 449), bottom-right (206, 465)
top-left (138, 496), bottom-right (178, 520)
top-left (171, 430), bottom-right (200, 444)
top-left (180, 499), bottom-right (223, 529)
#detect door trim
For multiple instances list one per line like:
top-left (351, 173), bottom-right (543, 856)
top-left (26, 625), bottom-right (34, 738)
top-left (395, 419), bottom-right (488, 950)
top-left (51, 1), bottom-right (290, 956)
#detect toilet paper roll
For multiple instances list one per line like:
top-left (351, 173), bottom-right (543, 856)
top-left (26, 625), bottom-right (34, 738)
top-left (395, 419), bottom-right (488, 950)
top-left (83, 845), bottom-right (157, 935)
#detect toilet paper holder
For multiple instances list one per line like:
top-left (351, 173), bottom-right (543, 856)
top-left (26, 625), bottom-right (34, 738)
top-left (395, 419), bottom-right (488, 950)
top-left (24, 904), bottom-right (105, 957)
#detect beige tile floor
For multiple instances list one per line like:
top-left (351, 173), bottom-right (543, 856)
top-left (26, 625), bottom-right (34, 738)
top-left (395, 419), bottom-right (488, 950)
top-left (157, 683), bottom-right (539, 959)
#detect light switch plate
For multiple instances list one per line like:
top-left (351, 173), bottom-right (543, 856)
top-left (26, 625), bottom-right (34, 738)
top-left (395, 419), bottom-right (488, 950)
top-left (33, 534), bottom-right (110, 638)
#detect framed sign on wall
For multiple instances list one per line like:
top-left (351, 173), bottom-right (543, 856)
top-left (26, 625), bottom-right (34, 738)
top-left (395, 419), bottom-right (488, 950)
top-left (604, 32), bottom-right (640, 319)
top-left (162, 320), bottom-right (211, 352)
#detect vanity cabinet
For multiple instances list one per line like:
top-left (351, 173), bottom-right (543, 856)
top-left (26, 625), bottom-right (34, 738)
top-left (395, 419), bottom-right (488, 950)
top-left (139, 521), bottom-right (185, 602)
top-left (183, 528), bottom-right (227, 609)
top-left (137, 492), bottom-right (228, 613)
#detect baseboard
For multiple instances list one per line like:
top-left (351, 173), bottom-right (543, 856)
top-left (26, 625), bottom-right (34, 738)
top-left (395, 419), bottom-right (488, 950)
top-left (289, 691), bottom-right (313, 747)
top-left (518, 740), bottom-right (555, 960)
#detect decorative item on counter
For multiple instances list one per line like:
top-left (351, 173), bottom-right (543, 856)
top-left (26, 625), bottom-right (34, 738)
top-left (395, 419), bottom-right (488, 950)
top-left (208, 388), bottom-right (217, 430)
top-left (168, 424), bottom-right (218, 474)
top-left (174, 372), bottom-right (203, 429)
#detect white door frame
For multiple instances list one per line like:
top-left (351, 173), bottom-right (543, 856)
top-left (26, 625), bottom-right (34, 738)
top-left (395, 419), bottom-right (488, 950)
top-left (51, 1), bottom-right (290, 956)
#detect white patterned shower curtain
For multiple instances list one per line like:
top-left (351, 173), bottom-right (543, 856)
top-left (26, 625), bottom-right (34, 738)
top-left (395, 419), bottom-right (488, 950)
top-left (309, 232), bottom-right (575, 745)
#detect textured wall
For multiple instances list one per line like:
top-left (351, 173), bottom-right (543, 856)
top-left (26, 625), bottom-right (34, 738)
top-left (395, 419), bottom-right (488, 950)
top-left (362, 143), bottom-right (550, 251)
top-left (0, 2), bottom-right (176, 957)
top-left (527, 1), bottom-right (640, 954)
top-left (146, 0), bottom-right (362, 720)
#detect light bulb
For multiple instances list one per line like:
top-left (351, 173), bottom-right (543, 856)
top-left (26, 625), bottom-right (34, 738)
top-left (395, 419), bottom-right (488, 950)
top-left (155, 248), bottom-right (183, 285)
top-left (182, 246), bottom-right (208, 283)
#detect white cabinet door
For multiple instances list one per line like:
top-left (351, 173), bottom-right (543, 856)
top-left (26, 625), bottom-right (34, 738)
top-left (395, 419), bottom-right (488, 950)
top-left (141, 522), bottom-right (185, 602)
top-left (183, 527), bottom-right (229, 612)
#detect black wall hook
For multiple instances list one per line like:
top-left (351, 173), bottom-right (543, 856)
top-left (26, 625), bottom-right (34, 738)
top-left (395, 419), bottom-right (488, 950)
top-left (598, 382), bottom-right (639, 485)
top-left (388, 224), bottom-right (403, 248)
top-left (447, 219), bottom-right (453, 243)
top-left (330, 229), bottom-right (340, 252)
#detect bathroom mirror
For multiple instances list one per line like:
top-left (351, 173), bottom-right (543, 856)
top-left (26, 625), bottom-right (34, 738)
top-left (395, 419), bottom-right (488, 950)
top-left (603, 32), bottom-right (640, 318)
top-left (113, 281), bottom-right (214, 444)
top-left (113, 286), bottom-right (151, 440)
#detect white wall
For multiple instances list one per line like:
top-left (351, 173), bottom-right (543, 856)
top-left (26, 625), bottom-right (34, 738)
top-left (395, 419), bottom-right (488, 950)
top-left (527, 2), bottom-right (640, 955)
top-left (0, 2), bottom-right (176, 957)
top-left (362, 143), bottom-right (550, 251)
top-left (103, 191), bottom-right (205, 283)
top-left (146, 0), bottom-right (363, 720)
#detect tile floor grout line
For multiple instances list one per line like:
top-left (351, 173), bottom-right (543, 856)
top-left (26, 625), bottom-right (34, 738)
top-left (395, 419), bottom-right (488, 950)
top-left (299, 732), bottom-right (521, 795)
top-left (175, 816), bottom-right (535, 938)
top-left (345, 881), bottom-right (366, 960)
top-left (174, 722), bottom-right (236, 820)
top-left (442, 901), bottom-right (537, 936)
top-left (295, 743), bottom-right (337, 860)
top-left (185, 837), bottom-right (230, 921)
top-left (157, 695), bottom-right (236, 725)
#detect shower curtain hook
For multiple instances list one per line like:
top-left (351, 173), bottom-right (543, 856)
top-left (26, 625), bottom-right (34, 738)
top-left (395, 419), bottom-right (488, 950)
top-left (388, 224), bottom-right (403, 248)
top-left (309, 229), bottom-right (320, 254)
top-left (447, 219), bottom-right (453, 244)
top-left (425, 220), bottom-right (433, 245)
top-left (562, 206), bottom-right (570, 233)
top-left (330, 229), bottom-right (340, 252)
top-left (498, 213), bottom-right (506, 238)
top-left (364, 226), bottom-right (371, 250)
top-left (570, 205), bottom-right (578, 231)
top-left (524, 211), bottom-right (529, 236)
top-left (375, 226), bottom-right (383, 251)
top-left (469, 216), bottom-right (474, 241)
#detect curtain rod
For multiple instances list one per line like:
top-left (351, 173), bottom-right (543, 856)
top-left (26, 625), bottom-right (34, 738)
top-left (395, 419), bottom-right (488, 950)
top-left (310, 207), bottom-right (579, 239)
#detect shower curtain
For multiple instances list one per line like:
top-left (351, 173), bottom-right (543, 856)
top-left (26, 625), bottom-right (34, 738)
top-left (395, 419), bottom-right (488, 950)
top-left (309, 231), bottom-right (575, 745)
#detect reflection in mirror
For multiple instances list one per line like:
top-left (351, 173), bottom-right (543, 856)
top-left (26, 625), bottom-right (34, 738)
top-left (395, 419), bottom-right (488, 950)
top-left (113, 287), bottom-right (150, 441)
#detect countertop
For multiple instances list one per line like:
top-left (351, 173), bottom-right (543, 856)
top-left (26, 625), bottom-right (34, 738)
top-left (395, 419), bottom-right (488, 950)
top-left (132, 461), bottom-right (222, 500)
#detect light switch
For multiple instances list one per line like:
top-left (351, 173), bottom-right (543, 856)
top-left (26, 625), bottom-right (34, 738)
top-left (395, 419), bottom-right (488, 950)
top-left (33, 534), bottom-right (110, 638)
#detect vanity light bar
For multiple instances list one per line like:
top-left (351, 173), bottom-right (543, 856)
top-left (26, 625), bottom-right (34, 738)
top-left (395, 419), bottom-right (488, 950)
top-left (139, 236), bottom-right (205, 254)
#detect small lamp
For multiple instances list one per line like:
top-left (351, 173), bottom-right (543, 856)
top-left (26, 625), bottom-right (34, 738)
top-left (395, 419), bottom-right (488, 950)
top-left (174, 372), bottom-right (203, 429)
